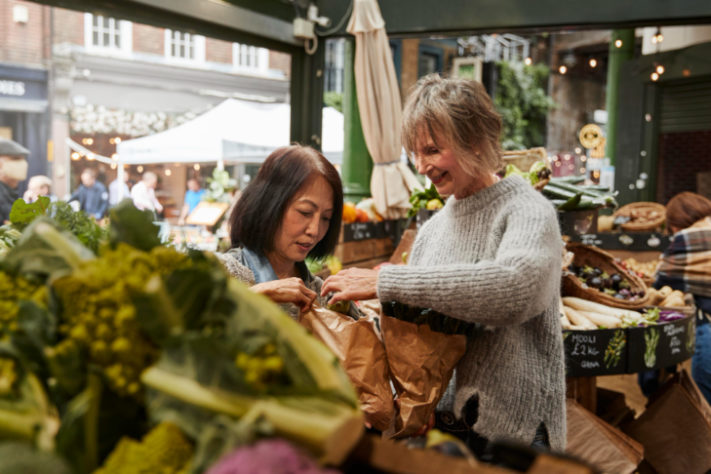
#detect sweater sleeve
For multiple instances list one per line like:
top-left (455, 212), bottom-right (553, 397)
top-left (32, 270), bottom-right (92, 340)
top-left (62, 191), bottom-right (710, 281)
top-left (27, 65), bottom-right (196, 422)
top-left (377, 203), bottom-right (562, 326)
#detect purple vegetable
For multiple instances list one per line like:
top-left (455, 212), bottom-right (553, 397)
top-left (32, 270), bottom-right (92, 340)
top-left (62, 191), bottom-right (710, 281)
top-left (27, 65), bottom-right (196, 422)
top-left (206, 439), bottom-right (340, 474)
top-left (659, 310), bottom-right (686, 322)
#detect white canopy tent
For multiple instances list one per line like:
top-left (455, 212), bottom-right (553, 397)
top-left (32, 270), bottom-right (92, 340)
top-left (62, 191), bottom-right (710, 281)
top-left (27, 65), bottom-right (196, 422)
top-left (116, 98), bottom-right (344, 165)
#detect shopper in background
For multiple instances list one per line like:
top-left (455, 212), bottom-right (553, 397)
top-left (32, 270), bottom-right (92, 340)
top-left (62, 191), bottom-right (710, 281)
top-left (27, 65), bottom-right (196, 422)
top-left (131, 171), bottom-right (163, 216)
top-left (322, 74), bottom-right (566, 455)
top-left (0, 137), bottom-right (30, 223)
top-left (652, 192), bottom-right (711, 404)
top-left (69, 168), bottom-right (109, 220)
top-left (23, 175), bottom-right (53, 203)
top-left (109, 171), bottom-right (131, 207)
top-left (178, 177), bottom-right (205, 225)
top-left (217, 145), bottom-right (343, 320)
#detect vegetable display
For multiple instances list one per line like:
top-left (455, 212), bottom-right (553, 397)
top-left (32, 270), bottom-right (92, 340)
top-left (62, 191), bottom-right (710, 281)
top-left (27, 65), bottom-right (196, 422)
top-left (567, 264), bottom-right (643, 302)
top-left (503, 160), bottom-right (551, 186)
top-left (0, 201), bottom-right (363, 472)
top-left (542, 176), bottom-right (618, 211)
top-left (407, 184), bottom-right (443, 218)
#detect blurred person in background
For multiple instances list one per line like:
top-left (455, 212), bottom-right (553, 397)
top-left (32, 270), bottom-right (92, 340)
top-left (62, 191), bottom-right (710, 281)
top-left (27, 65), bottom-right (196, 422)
top-left (69, 168), bottom-right (109, 220)
top-left (0, 137), bottom-right (30, 223)
top-left (131, 171), bottom-right (163, 216)
top-left (109, 171), bottom-right (131, 207)
top-left (640, 192), bottom-right (711, 404)
top-left (23, 175), bottom-right (54, 203)
top-left (178, 177), bottom-right (205, 225)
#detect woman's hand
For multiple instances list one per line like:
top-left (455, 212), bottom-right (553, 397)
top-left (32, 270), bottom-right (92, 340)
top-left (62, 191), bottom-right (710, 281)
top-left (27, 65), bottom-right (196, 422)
top-left (321, 267), bottom-right (379, 305)
top-left (251, 278), bottom-right (317, 311)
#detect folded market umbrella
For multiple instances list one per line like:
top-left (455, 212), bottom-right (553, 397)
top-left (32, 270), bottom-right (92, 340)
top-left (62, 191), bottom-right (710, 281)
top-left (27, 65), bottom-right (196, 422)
top-left (347, 0), bottom-right (421, 219)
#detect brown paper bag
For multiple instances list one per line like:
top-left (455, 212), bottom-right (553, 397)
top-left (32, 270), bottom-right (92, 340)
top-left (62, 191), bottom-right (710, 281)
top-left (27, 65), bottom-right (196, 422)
top-left (380, 314), bottom-right (467, 438)
top-left (624, 369), bottom-right (711, 474)
top-left (566, 399), bottom-right (643, 474)
top-left (299, 307), bottom-right (394, 431)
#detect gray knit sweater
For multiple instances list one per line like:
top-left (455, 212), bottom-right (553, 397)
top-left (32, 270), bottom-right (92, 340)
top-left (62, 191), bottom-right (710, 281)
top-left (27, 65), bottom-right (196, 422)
top-left (377, 175), bottom-right (566, 450)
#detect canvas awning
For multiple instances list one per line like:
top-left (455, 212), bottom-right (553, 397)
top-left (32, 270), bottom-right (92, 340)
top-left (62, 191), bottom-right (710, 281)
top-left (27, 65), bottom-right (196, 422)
top-left (116, 98), bottom-right (344, 165)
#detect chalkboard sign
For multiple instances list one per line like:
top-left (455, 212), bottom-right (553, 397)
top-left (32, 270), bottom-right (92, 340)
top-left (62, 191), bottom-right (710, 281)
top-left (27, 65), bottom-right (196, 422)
top-left (563, 328), bottom-right (628, 377)
top-left (342, 221), bottom-right (387, 242)
top-left (569, 232), bottom-right (672, 251)
top-left (627, 315), bottom-right (696, 371)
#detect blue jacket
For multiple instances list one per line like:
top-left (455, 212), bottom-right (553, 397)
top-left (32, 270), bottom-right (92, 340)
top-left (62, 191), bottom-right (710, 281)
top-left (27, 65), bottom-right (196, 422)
top-left (69, 182), bottom-right (109, 219)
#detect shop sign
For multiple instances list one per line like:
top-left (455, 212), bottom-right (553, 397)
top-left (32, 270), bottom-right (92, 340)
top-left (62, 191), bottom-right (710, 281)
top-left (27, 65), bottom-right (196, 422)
top-left (0, 80), bottom-right (26, 97)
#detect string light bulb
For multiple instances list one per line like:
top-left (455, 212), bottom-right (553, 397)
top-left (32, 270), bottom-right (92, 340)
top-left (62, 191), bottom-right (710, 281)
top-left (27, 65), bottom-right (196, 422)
top-left (652, 28), bottom-right (664, 44)
top-left (656, 64), bottom-right (665, 75)
top-left (524, 57), bottom-right (532, 66)
top-left (651, 72), bottom-right (659, 81)
top-left (137, 165), bottom-right (144, 173)
top-left (71, 152), bottom-right (80, 160)
top-left (165, 169), bottom-right (172, 177)
top-left (615, 39), bottom-right (623, 48)
top-left (193, 164), bottom-right (200, 170)
top-left (589, 58), bottom-right (597, 68)
top-left (558, 65), bottom-right (567, 74)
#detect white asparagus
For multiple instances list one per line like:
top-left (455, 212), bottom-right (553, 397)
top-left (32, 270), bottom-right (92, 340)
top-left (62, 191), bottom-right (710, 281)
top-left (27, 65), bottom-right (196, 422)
top-left (576, 310), bottom-right (622, 328)
top-left (562, 297), bottom-right (643, 321)
top-left (563, 306), bottom-right (597, 329)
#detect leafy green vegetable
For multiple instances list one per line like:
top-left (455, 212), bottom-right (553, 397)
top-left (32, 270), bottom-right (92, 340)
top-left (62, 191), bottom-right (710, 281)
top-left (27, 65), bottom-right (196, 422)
top-left (9, 197), bottom-right (51, 230)
top-left (108, 200), bottom-right (161, 252)
top-left (408, 184), bottom-right (444, 218)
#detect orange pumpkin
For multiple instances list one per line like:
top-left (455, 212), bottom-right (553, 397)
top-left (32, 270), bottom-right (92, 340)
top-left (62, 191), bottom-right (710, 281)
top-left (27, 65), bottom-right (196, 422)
top-left (342, 202), bottom-right (357, 223)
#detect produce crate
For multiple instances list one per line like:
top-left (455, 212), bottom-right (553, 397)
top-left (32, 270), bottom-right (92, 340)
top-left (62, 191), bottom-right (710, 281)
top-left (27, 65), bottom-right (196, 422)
top-left (563, 313), bottom-right (696, 377)
top-left (558, 209), bottom-right (598, 236)
top-left (569, 231), bottom-right (672, 251)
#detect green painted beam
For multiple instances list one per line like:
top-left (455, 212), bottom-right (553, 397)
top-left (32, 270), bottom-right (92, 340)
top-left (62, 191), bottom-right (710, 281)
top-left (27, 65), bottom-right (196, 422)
top-left (341, 39), bottom-right (372, 202)
top-left (290, 45), bottom-right (326, 150)
top-left (605, 29), bottom-right (635, 166)
top-left (318, 0), bottom-right (711, 37)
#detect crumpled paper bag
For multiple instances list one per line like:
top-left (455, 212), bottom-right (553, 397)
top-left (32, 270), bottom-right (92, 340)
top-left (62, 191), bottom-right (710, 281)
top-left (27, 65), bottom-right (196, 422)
top-left (299, 307), bottom-right (394, 431)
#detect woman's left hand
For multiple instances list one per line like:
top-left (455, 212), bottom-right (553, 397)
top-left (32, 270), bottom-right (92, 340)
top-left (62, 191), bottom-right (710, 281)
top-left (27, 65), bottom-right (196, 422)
top-left (321, 267), bottom-right (379, 304)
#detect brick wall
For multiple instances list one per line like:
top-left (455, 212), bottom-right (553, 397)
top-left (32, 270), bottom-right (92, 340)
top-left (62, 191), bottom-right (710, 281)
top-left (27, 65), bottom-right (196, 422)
top-left (269, 50), bottom-right (290, 77)
top-left (205, 37), bottom-right (231, 64)
top-left (133, 23), bottom-right (163, 55)
top-left (657, 129), bottom-right (711, 203)
top-left (51, 7), bottom-right (83, 46)
top-left (547, 75), bottom-right (606, 153)
top-left (0, 0), bottom-right (49, 65)
top-left (400, 39), bottom-right (419, 99)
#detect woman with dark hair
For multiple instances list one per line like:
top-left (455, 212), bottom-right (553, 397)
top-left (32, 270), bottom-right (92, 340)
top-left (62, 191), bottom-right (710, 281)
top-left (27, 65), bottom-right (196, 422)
top-left (218, 144), bottom-right (343, 319)
top-left (640, 191), bottom-right (711, 403)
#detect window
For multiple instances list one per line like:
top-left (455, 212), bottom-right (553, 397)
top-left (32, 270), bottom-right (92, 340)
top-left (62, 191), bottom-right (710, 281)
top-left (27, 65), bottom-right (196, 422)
top-left (232, 43), bottom-right (269, 74)
top-left (418, 44), bottom-right (443, 77)
top-left (324, 39), bottom-right (345, 93)
top-left (164, 30), bottom-right (205, 62)
top-left (84, 14), bottom-right (132, 53)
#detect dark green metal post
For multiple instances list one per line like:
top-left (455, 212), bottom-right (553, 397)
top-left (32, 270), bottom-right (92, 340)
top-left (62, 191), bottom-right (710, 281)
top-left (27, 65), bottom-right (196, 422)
top-left (605, 29), bottom-right (635, 165)
top-left (290, 44), bottom-right (326, 150)
top-left (342, 39), bottom-right (372, 202)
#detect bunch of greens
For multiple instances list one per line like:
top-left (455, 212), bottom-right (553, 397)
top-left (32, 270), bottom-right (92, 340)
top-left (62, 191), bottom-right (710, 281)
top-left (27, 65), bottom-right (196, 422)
top-left (205, 169), bottom-right (237, 203)
top-left (381, 301), bottom-right (478, 336)
top-left (6, 197), bottom-right (107, 254)
top-left (407, 184), bottom-right (444, 218)
top-left (503, 160), bottom-right (551, 186)
top-left (0, 200), bottom-right (362, 473)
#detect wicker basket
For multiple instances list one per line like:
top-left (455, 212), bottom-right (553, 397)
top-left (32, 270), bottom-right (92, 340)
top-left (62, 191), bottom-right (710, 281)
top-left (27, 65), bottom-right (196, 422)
top-left (502, 147), bottom-right (548, 172)
top-left (562, 242), bottom-right (651, 309)
top-left (613, 202), bottom-right (666, 232)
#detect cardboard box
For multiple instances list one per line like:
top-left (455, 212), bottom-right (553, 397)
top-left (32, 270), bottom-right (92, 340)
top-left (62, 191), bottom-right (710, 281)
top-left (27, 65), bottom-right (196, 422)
top-left (625, 370), bottom-right (711, 474)
top-left (566, 399), bottom-right (644, 474)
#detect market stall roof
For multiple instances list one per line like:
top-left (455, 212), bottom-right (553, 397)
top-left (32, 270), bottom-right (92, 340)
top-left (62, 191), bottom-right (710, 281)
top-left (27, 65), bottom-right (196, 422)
top-left (116, 99), bottom-right (344, 165)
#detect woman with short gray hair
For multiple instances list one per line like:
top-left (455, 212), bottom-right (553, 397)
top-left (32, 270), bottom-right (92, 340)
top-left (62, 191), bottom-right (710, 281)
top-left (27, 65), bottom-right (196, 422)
top-left (322, 74), bottom-right (566, 455)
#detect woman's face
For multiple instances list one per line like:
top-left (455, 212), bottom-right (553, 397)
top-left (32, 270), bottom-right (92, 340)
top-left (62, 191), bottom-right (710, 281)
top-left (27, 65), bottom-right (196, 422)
top-left (272, 175), bottom-right (334, 265)
top-left (413, 131), bottom-right (480, 199)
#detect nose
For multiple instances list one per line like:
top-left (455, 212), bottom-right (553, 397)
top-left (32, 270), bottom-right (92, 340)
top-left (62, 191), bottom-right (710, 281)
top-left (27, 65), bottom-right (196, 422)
top-left (414, 155), bottom-right (428, 175)
top-left (305, 214), bottom-right (319, 236)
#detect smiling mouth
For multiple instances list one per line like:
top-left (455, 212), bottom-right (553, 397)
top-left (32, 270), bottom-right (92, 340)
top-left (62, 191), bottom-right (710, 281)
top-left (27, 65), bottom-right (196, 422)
top-left (296, 242), bottom-right (313, 251)
top-left (429, 170), bottom-right (447, 184)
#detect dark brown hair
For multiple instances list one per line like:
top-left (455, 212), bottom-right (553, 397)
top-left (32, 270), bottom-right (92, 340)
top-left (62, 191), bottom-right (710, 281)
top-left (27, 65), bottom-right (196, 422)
top-left (402, 73), bottom-right (503, 176)
top-left (666, 192), bottom-right (711, 231)
top-left (229, 145), bottom-right (343, 259)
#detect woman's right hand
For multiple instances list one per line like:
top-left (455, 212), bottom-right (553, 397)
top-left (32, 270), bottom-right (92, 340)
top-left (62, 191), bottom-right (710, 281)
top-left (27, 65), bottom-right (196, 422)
top-left (251, 278), bottom-right (317, 312)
